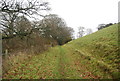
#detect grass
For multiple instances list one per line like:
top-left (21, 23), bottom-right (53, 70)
top-left (64, 24), bottom-right (119, 79)
top-left (3, 24), bottom-right (119, 79)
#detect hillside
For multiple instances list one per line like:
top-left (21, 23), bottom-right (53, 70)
top-left (63, 24), bottom-right (119, 78)
top-left (3, 24), bottom-right (119, 79)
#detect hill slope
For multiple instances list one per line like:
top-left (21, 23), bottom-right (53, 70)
top-left (63, 24), bottom-right (119, 78)
top-left (3, 24), bottom-right (119, 79)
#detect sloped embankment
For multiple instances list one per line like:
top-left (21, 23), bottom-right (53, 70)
top-left (64, 24), bottom-right (119, 79)
top-left (3, 24), bottom-right (119, 79)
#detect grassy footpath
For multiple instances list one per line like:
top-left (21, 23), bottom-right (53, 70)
top-left (3, 46), bottom-right (109, 79)
top-left (3, 24), bottom-right (119, 79)
top-left (3, 47), bottom-right (61, 79)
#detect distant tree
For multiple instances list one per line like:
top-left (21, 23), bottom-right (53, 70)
top-left (105, 23), bottom-right (113, 27)
top-left (65, 27), bottom-right (75, 40)
top-left (0, 0), bottom-right (50, 39)
top-left (97, 23), bottom-right (113, 30)
top-left (86, 28), bottom-right (93, 35)
top-left (39, 14), bottom-right (74, 45)
top-left (57, 27), bottom-right (74, 44)
top-left (97, 24), bottom-right (106, 30)
top-left (77, 26), bottom-right (85, 38)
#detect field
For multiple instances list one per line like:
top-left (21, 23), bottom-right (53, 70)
top-left (3, 24), bottom-right (119, 79)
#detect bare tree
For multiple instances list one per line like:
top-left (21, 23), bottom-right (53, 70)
top-left (0, 0), bottom-right (50, 39)
top-left (77, 26), bottom-right (85, 38)
top-left (86, 28), bottom-right (93, 35)
top-left (39, 14), bottom-right (74, 45)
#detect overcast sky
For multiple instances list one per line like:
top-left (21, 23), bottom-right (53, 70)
top-left (47, 0), bottom-right (119, 37)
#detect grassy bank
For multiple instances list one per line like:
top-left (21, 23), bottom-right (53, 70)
top-left (3, 24), bottom-right (119, 79)
top-left (64, 24), bottom-right (119, 78)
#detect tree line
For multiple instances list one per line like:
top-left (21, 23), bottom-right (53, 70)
top-left (97, 23), bottom-right (114, 30)
top-left (0, 0), bottom-right (115, 54)
top-left (0, 0), bottom-right (74, 54)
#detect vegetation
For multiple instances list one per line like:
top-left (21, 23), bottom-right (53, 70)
top-left (77, 26), bottom-right (85, 38)
top-left (38, 14), bottom-right (74, 45)
top-left (64, 24), bottom-right (119, 79)
top-left (97, 23), bottom-right (114, 30)
top-left (1, 0), bottom-right (74, 76)
top-left (77, 27), bottom-right (93, 38)
top-left (1, 0), bottom-right (119, 80)
top-left (3, 24), bottom-right (119, 79)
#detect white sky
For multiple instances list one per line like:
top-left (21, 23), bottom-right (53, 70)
top-left (47, 0), bottom-right (119, 37)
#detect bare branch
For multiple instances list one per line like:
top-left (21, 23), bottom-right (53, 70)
top-left (0, 0), bottom-right (50, 39)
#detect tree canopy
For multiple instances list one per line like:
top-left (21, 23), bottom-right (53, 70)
top-left (38, 14), bottom-right (74, 45)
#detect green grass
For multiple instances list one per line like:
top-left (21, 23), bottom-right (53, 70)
top-left (64, 24), bottom-right (119, 79)
top-left (3, 24), bottom-right (119, 79)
